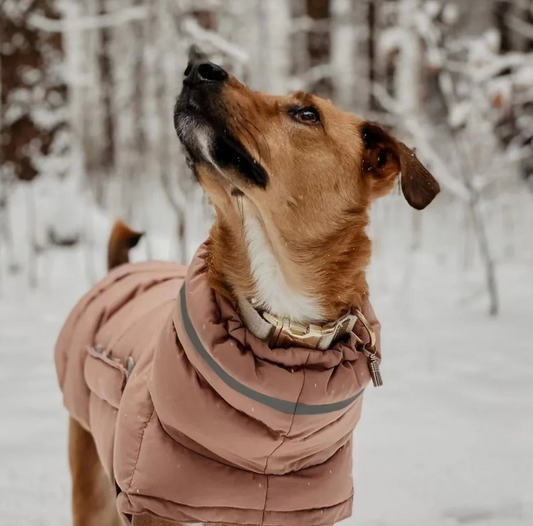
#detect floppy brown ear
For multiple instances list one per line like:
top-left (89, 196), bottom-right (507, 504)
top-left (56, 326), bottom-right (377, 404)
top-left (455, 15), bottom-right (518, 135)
top-left (397, 141), bottom-right (440, 210)
top-left (361, 122), bottom-right (440, 210)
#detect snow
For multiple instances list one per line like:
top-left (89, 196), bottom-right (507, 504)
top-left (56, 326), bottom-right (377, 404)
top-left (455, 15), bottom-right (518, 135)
top-left (1, 241), bottom-right (532, 526)
top-left (3, 0), bottom-right (533, 522)
top-left (0, 251), bottom-right (79, 525)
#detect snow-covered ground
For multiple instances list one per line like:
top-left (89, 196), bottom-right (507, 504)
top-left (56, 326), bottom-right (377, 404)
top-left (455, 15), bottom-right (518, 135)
top-left (0, 243), bottom-right (532, 526)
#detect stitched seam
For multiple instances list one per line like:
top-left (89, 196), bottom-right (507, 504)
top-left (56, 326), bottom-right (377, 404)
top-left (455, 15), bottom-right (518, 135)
top-left (157, 418), bottom-right (265, 473)
top-left (123, 492), bottom-right (353, 516)
top-left (65, 271), bottom-right (176, 353)
top-left (126, 407), bottom-right (155, 492)
top-left (260, 352), bottom-right (312, 526)
top-left (62, 274), bottom-right (178, 386)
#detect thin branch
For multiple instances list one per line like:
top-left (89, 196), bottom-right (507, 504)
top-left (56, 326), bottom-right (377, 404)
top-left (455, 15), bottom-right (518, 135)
top-left (414, 22), bottom-right (501, 315)
top-left (505, 12), bottom-right (533, 41)
top-left (160, 167), bottom-right (187, 216)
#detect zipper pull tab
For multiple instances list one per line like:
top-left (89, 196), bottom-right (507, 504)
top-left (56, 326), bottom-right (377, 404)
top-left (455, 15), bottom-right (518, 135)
top-left (364, 346), bottom-right (383, 387)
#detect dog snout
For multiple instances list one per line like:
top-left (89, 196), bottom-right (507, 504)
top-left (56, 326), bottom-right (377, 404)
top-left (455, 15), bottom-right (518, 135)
top-left (183, 58), bottom-right (228, 87)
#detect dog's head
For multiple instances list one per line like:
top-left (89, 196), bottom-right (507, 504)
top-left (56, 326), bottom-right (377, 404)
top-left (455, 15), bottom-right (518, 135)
top-left (174, 47), bottom-right (440, 317)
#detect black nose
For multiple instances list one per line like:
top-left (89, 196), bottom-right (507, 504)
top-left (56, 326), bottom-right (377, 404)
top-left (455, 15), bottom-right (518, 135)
top-left (183, 58), bottom-right (228, 86)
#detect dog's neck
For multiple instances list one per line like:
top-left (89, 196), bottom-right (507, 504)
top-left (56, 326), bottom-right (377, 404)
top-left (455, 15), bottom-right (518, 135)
top-left (207, 207), bottom-right (371, 328)
top-left (242, 214), bottom-right (324, 322)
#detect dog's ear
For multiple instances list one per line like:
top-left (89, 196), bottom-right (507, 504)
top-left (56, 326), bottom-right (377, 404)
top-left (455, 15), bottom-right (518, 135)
top-left (361, 123), bottom-right (440, 209)
top-left (397, 141), bottom-right (440, 210)
top-left (361, 123), bottom-right (401, 194)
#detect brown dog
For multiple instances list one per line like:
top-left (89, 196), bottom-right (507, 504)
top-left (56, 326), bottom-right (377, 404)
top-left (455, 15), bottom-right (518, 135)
top-left (175, 47), bottom-right (439, 324)
top-left (65, 48), bottom-right (439, 526)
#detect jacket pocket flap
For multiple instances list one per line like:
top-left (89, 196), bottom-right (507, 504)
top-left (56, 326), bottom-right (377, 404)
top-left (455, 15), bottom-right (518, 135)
top-left (85, 346), bottom-right (128, 409)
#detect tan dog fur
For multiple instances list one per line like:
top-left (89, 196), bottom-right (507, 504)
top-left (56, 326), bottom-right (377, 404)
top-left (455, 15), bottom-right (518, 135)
top-left (199, 86), bottom-right (439, 320)
top-left (67, 59), bottom-right (439, 526)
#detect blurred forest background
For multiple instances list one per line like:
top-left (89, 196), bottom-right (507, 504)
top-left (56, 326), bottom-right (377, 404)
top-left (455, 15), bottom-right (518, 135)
top-left (2, 2), bottom-right (533, 525)
top-left (1, 0), bottom-right (533, 309)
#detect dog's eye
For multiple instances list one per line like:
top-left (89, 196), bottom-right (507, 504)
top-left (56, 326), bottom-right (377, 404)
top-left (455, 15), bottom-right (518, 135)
top-left (292, 107), bottom-right (320, 125)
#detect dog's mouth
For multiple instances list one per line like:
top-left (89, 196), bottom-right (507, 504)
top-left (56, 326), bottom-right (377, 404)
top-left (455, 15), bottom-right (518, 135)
top-left (174, 87), bottom-right (268, 189)
top-left (211, 132), bottom-right (268, 188)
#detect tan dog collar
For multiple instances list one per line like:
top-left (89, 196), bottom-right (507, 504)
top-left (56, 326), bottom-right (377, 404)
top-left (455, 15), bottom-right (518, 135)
top-left (238, 297), bottom-right (376, 351)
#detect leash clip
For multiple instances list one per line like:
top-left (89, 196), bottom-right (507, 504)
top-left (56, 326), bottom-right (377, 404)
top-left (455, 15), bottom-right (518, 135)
top-left (354, 309), bottom-right (382, 387)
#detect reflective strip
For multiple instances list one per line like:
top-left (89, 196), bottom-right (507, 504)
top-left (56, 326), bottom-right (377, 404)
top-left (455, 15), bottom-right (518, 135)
top-left (179, 284), bottom-right (363, 415)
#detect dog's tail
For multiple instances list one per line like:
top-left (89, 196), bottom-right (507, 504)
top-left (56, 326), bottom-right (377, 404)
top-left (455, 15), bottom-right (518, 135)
top-left (107, 220), bottom-right (144, 271)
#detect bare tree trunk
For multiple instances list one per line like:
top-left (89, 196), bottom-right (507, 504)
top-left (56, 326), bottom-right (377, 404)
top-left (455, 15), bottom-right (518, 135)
top-left (78, 0), bottom-right (115, 207)
top-left (330, 0), bottom-right (355, 109)
top-left (368, 0), bottom-right (378, 110)
top-left (438, 112), bottom-right (500, 317)
top-left (292, 0), bottom-right (311, 87)
top-left (25, 183), bottom-right (38, 288)
top-left (236, 0), bottom-right (263, 88)
top-left (261, 0), bottom-right (292, 94)
top-left (396, 0), bottom-right (423, 116)
top-left (98, 0), bottom-right (116, 174)
top-left (63, 1), bottom-right (87, 207)
top-left (353, 0), bottom-right (371, 112)
top-left (445, 120), bottom-right (500, 316)
top-left (160, 0), bottom-right (191, 263)
top-left (469, 195), bottom-right (499, 316)
top-left (105, 0), bottom-right (145, 222)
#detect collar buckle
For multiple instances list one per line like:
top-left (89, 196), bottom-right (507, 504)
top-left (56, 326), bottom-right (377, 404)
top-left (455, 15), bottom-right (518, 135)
top-left (263, 311), bottom-right (357, 350)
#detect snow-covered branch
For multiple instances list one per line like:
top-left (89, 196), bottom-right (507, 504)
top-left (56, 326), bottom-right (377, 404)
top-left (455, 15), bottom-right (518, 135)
top-left (27, 7), bottom-right (148, 32)
top-left (181, 18), bottom-right (248, 64)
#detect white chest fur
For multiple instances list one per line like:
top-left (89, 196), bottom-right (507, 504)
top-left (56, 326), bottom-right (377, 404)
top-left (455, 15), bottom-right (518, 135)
top-left (243, 215), bottom-right (323, 323)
